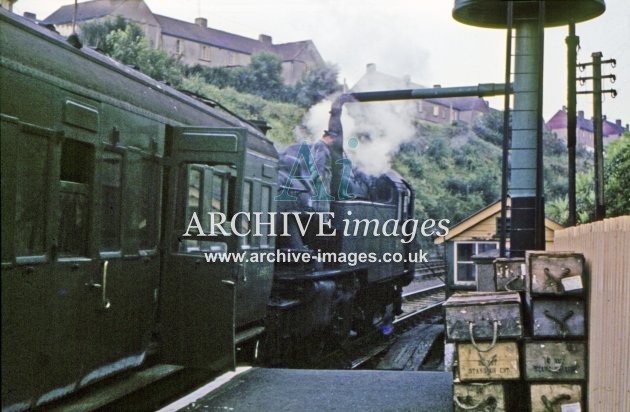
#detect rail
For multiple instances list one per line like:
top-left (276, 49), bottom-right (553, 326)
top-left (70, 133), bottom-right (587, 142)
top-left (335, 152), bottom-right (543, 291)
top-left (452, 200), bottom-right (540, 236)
top-left (350, 282), bottom-right (447, 369)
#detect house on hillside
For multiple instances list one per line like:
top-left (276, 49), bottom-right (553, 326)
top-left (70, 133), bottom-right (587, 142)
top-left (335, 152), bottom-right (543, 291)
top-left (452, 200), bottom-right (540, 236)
top-left (546, 107), bottom-right (627, 147)
top-left (434, 200), bottom-right (563, 290)
top-left (351, 63), bottom-right (493, 126)
top-left (42, 0), bottom-right (324, 84)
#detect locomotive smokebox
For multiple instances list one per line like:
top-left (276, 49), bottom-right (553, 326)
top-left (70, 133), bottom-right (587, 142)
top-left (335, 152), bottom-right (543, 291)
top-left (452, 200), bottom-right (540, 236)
top-left (453, 0), bottom-right (605, 28)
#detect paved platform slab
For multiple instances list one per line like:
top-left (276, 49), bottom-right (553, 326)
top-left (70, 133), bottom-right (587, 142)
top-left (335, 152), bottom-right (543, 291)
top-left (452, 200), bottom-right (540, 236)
top-left (179, 368), bottom-right (453, 412)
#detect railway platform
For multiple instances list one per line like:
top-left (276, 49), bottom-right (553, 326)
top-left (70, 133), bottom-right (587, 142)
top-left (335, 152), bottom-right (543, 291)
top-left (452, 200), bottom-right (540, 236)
top-left (160, 367), bottom-right (453, 412)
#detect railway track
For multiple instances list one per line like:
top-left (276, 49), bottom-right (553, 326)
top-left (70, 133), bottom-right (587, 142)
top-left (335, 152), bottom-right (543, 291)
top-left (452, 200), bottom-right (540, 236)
top-left (346, 279), bottom-right (447, 370)
top-left (397, 283), bottom-right (446, 323)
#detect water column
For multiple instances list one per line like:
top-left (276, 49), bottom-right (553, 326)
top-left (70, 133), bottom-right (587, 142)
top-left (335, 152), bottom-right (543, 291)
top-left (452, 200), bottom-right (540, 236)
top-left (510, 18), bottom-right (544, 255)
top-left (452, 0), bottom-right (606, 256)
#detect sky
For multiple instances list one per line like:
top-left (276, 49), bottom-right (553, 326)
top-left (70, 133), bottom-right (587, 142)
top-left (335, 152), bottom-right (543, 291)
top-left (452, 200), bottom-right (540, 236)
top-left (12, 0), bottom-right (630, 125)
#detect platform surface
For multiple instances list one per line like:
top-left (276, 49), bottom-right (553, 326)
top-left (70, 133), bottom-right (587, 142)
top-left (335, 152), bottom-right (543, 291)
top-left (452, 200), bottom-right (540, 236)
top-left (179, 368), bottom-right (453, 412)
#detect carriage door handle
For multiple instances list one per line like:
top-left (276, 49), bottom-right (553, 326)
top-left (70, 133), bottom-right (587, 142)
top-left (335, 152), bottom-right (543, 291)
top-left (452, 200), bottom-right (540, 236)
top-left (86, 260), bottom-right (112, 311)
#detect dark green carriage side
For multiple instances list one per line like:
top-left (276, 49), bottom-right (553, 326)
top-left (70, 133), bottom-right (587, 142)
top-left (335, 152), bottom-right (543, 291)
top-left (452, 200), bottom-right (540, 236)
top-left (0, 9), bottom-right (276, 410)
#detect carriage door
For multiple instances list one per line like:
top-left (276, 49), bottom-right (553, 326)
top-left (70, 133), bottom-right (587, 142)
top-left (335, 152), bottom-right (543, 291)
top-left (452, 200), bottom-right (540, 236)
top-left (159, 126), bottom-right (247, 370)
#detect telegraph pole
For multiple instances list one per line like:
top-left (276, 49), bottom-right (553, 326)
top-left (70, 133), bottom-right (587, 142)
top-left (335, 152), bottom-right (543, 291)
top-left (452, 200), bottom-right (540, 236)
top-left (566, 24), bottom-right (578, 226)
top-left (577, 52), bottom-right (617, 221)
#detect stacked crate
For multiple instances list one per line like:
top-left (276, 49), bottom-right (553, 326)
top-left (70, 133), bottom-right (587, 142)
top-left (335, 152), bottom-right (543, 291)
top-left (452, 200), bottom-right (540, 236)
top-left (524, 252), bottom-right (588, 412)
top-left (446, 291), bottom-right (523, 412)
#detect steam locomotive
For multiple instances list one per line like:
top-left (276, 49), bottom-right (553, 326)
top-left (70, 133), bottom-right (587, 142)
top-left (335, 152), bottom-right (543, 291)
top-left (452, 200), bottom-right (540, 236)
top-left (0, 9), bottom-right (414, 410)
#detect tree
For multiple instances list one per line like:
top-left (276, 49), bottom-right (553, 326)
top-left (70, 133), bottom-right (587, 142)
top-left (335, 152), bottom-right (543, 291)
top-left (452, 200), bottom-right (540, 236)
top-left (292, 63), bottom-right (342, 107)
top-left (80, 16), bottom-right (128, 51)
top-left (233, 53), bottom-right (286, 100)
top-left (472, 110), bottom-right (505, 146)
top-left (604, 134), bottom-right (630, 217)
top-left (78, 18), bottom-right (183, 86)
top-left (103, 22), bottom-right (183, 86)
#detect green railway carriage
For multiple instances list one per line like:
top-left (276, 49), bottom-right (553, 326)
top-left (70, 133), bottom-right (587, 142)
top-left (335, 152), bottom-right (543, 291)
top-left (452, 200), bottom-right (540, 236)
top-left (1, 9), bottom-right (276, 410)
top-left (1, 8), bottom-right (417, 410)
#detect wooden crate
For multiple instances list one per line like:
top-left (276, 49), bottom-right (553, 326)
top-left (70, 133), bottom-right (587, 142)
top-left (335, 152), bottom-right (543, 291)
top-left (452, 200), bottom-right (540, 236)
top-left (531, 299), bottom-right (585, 338)
top-left (494, 258), bottom-right (527, 292)
top-left (444, 292), bottom-right (523, 341)
top-left (454, 383), bottom-right (506, 411)
top-left (457, 341), bottom-right (520, 381)
top-left (524, 341), bottom-right (586, 381)
top-left (527, 252), bottom-right (585, 295)
top-left (530, 383), bottom-right (582, 412)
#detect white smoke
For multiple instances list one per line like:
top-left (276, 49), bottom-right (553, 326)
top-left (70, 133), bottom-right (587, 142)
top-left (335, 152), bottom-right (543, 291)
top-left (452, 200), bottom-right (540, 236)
top-left (295, 90), bottom-right (419, 175)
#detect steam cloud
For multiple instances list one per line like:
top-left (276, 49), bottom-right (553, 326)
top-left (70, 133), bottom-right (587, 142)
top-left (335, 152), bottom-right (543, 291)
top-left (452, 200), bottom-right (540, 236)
top-left (295, 81), bottom-right (420, 175)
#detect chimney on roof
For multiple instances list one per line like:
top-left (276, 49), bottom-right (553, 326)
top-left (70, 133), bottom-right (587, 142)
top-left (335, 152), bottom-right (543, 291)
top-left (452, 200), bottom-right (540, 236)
top-left (578, 110), bottom-right (584, 119)
top-left (562, 105), bottom-right (567, 111)
top-left (403, 75), bottom-right (411, 86)
top-left (603, 115), bottom-right (607, 121)
top-left (433, 84), bottom-right (441, 88)
top-left (259, 34), bottom-right (272, 45)
top-left (195, 17), bottom-right (207, 28)
top-left (24, 12), bottom-right (36, 20)
top-left (616, 119), bottom-right (622, 126)
top-left (366, 63), bottom-right (376, 73)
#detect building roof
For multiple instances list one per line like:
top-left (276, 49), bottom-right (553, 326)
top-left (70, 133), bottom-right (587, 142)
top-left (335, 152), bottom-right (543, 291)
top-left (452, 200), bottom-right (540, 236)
top-left (547, 109), bottom-right (595, 133)
top-left (43, 0), bottom-right (324, 65)
top-left (603, 118), bottom-right (626, 136)
top-left (426, 95), bottom-right (490, 112)
top-left (351, 66), bottom-right (490, 112)
top-left (274, 40), bottom-right (321, 62)
top-left (434, 199), bottom-right (563, 245)
top-left (154, 14), bottom-right (267, 54)
top-left (351, 66), bottom-right (423, 92)
top-left (43, 0), bottom-right (127, 25)
top-left (546, 108), bottom-right (626, 137)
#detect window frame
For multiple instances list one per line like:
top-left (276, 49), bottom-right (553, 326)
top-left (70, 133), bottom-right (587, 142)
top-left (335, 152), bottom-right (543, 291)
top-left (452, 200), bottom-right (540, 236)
top-left (178, 162), bottom-right (237, 255)
top-left (453, 241), bottom-right (499, 285)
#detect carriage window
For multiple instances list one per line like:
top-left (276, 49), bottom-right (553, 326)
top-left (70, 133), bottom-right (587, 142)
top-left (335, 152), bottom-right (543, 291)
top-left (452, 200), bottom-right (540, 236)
top-left (15, 131), bottom-right (49, 257)
top-left (139, 158), bottom-right (160, 249)
top-left (59, 139), bottom-right (92, 257)
top-left (259, 185), bottom-right (272, 247)
top-left (186, 167), bottom-right (202, 227)
top-left (179, 164), bottom-right (234, 253)
top-left (242, 181), bottom-right (252, 246)
top-left (100, 151), bottom-right (122, 251)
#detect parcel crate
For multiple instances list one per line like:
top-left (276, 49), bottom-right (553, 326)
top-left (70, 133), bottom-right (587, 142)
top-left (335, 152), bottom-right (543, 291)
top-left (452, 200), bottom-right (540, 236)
top-left (530, 383), bottom-right (582, 412)
top-left (457, 341), bottom-right (520, 381)
top-left (494, 258), bottom-right (527, 292)
top-left (444, 292), bottom-right (523, 342)
top-left (527, 252), bottom-right (585, 296)
top-left (524, 341), bottom-right (586, 381)
top-left (531, 298), bottom-right (586, 338)
top-left (454, 383), bottom-right (506, 411)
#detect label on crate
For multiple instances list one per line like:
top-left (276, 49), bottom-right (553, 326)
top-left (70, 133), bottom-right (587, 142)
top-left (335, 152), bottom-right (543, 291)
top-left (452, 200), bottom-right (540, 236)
top-left (561, 403), bottom-right (581, 412)
top-left (561, 276), bottom-right (583, 292)
top-left (458, 342), bottom-right (520, 381)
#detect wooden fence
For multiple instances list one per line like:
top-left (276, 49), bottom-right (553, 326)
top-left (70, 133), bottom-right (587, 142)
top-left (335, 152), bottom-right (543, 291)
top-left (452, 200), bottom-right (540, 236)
top-left (551, 215), bottom-right (630, 412)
